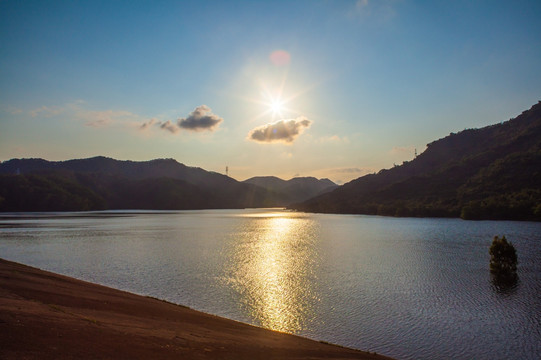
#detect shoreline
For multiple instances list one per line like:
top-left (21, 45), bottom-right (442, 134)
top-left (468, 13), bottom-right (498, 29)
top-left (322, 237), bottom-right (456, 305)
top-left (0, 258), bottom-right (394, 359)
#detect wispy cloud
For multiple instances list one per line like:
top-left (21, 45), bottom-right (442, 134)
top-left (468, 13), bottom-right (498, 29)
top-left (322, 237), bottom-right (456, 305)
top-left (139, 118), bottom-right (158, 131)
top-left (30, 105), bottom-right (64, 118)
top-left (247, 116), bottom-right (312, 144)
top-left (82, 110), bottom-right (136, 127)
top-left (334, 167), bottom-right (368, 173)
top-left (27, 102), bottom-right (140, 128)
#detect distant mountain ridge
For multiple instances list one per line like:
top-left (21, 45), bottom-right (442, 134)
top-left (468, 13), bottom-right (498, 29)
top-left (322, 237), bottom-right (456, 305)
top-left (243, 176), bottom-right (337, 204)
top-left (292, 101), bottom-right (541, 221)
top-left (0, 157), bottom-right (334, 211)
top-left (2, 101), bottom-right (540, 219)
top-left (0, 156), bottom-right (230, 187)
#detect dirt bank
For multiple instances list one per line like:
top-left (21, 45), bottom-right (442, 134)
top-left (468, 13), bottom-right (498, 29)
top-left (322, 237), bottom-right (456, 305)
top-left (0, 258), bottom-right (394, 359)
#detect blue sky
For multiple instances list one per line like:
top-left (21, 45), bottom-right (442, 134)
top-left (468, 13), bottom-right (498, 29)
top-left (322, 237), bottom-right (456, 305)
top-left (1, 0), bottom-right (540, 183)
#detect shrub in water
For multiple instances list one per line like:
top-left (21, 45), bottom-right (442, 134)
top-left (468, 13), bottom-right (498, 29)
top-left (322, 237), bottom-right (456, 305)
top-left (489, 236), bottom-right (518, 275)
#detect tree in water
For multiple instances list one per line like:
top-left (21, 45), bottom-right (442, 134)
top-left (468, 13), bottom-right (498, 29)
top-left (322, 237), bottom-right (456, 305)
top-left (489, 235), bottom-right (518, 290)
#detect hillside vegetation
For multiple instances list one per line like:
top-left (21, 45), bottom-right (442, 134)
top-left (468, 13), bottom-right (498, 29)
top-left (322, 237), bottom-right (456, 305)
top-left (0, 158), bottom-right (334, 211)
top-left (292, 102), bottom-right (541, 221)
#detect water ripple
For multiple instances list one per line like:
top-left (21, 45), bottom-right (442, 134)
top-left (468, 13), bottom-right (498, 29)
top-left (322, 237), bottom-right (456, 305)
top-left (0, 210), bottom-right (540, 359)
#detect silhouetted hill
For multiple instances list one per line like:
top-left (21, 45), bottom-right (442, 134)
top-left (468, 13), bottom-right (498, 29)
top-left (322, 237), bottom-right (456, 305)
top-left (243, 176), bottom-right (337, 204)
top-left (0, 157), bottom-right (287, 211)
top-left (292, 101), bottom-right (541, 221)
top-left (1, 157), bottom-right (233, 187)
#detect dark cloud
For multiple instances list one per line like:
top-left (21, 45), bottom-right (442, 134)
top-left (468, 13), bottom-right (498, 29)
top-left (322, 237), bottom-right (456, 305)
top-left (138, 105), bottom-right (223, 134)
top-left (177, 105), bottom-right (223, 131)
top-left (248, 117), bottom-right (312, 144)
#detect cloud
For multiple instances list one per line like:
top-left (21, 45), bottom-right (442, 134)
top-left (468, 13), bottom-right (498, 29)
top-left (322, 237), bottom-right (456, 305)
top-left (27, 102), bottom-right (140, 128)
top-left (138, 105), bottom-right (223, 134)
top-left (247, 116), bottom-right (312, 144)
top-left (334, 167), bottom-right (367, 173)
top-left (138, 118), bottom-right (180, 133)
top-left (160, 120), bottom-right (180, 134)
top-left (83, 110), bottom-right (135, 127)
top-left (139, 118), bottom-right (158, 130)
top-left (30, 106), bottom-right (64, 118)
top-left (177, 105), bottom-right (223, 131)
top-left (86, 119), bottom-right (111, 127)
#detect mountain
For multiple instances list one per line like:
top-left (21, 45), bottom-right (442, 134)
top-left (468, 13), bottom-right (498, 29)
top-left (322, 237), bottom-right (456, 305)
top-left (0, 157), bottom-right (288, 211)
top-left (292, 101), bottom-right (541, 221)
top-left (1, 156), bottom-right (232, 187)
top-left (243, 176), bottom-right (337, 204)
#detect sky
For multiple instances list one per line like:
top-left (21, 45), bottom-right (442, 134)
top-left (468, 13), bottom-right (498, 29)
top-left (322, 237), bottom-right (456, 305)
top-left (1, 0), bottom-right (540, 184)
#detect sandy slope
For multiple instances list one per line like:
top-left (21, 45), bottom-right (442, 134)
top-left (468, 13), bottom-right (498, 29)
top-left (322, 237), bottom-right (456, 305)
top-left (0, 258), bottom-right (394, 359)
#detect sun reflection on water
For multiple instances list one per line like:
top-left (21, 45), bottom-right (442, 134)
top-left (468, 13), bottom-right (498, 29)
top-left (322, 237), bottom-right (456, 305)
top-left (227, 211), bottom-right (320, 333)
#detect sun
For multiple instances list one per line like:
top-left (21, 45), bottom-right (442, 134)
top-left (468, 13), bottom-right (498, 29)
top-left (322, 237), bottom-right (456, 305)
top-left (236, 72), bottom-right (315, 123)
top-left (269, 98), bottom-right (285, 116)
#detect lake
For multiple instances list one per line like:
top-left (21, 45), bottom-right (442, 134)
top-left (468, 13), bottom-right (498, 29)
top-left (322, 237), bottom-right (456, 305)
top-left (0, 209), bottom-right (539, 359)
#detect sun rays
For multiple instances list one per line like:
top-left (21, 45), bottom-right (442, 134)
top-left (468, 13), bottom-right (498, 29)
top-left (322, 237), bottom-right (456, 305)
top-left (243, 77), bottom-right (314, 124)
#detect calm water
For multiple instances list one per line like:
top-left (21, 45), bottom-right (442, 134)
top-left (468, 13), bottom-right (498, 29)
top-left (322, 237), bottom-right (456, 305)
top-left (0, 209), bottom-right (540, 359)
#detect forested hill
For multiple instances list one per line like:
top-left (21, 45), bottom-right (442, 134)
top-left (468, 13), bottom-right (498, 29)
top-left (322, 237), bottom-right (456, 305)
top-left (292, 101), bottom-right (541, 221)
top-left (0, 157), bottom-right (334, 211)
top-left (0, 157), bottom-right (288, 211)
